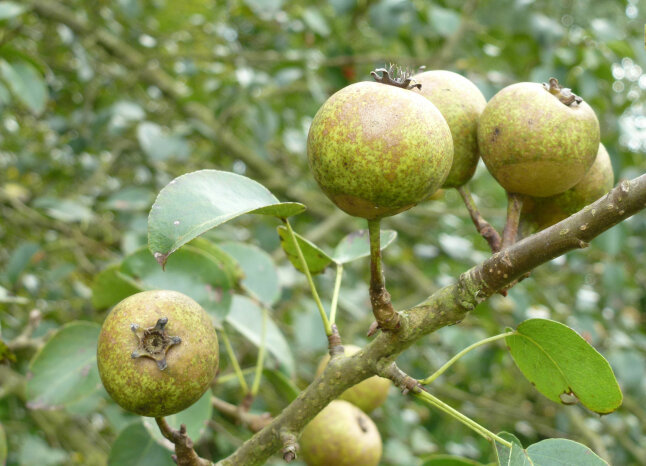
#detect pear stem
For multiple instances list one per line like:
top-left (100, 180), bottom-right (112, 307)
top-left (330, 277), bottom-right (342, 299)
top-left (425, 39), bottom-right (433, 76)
top-left (502, 192), bottom-right (524, 250)
top-left (367, 219), bottom-right (400, 332)
top-left (457, 185), bottom-right (502, 252)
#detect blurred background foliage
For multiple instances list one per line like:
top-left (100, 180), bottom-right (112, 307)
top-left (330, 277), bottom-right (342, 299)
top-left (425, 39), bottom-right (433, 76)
top-left (0, 0), bottom-right (645, 465)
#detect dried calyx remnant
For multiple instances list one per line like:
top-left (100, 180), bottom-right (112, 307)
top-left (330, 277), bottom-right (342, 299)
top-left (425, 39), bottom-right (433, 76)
top-left (543, 77), bottom-right (582, 106)
top-left (370, 64), bottom-right (421, 90)
top-left (130, 317), bottom-right (181, 370)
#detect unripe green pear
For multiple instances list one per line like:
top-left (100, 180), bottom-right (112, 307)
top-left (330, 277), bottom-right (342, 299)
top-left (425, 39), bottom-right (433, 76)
top-left (97, 290), bottom-right (219, 417)
top-left (299, 400), bottom-right (382, 466)
top-left (307, 73), bottom-right (453, 219)
top-left (478, 78), bottom-right (600, 197)
top-left (316, 345), bottom-right (391, 413)
top-left (414, 70), bottom-right (487, 188)
top-left (522, 143), bottom-right (614, 232)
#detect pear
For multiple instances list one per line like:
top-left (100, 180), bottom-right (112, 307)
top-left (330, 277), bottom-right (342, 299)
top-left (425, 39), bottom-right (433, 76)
top-left (522, 143), bottom-right (614, 232)
top-left (414, 70), bottom-right (487, 188)
top-left (308, 70), bottom-right (453, 219)
top-left (299, 400), bottom-right (382, 466)
top-left (316, 345), bottom-right (391, 413)
top-left (478, 78), bottom-right (599, 197)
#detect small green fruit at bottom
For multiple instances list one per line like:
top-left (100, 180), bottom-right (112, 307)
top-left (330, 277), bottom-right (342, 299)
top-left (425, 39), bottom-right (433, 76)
top-left (299, 400), bottom-right (382, 466)
top-left (522, 143), bottom-right (614, 233)
top-left (414, 70), bottom-right (487, 188)
top-left (307, 66), bottom-right (453, 219)
top-left (97, 289), bottom-right (219, 417)
top-left (316, 345), bottom-right (391, 413)
top-left (478, 78), bottom-right (600, 197)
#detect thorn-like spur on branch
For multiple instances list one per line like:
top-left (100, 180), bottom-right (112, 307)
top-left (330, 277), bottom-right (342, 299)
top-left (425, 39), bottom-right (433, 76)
top-left (457, 186), bottom-right (502, 253)
top-left (280, 431), bottom-right (298, 463)
top-left (378, 362), bottom-right (421, 396)
top-left (155, 418), bottom-right (212, 466)
top-left (327, 324), bottom-right (344, 358)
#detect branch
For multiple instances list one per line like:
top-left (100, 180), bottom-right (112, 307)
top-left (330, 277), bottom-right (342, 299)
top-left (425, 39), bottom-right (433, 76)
top-left (457, 186), bottom-right (502, 252)
top-left (155, 418), bottom-right (211, 466)
top-left (216, 176), bottom-right (646, 465)
top-left (211, 397), bottom-right (272, 433)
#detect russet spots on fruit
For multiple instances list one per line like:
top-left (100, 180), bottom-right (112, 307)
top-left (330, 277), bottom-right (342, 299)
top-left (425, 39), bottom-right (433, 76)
top-left (414, 70), bottom-right (487, 188)
top-left (478, 79), bottom-right (600, 197)
top-left (307, 71), bottom-right (453, 219)
top-left (97, 290), bottom-right (219, 417)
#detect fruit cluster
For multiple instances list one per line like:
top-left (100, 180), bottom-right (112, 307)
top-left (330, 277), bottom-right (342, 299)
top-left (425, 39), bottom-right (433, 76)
top-left (307, 66), bottom-right (613, 233)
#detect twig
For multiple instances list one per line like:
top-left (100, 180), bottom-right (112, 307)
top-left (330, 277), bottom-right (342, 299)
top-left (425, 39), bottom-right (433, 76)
top-left (457, 186), bottom-right (502, 252)
top-left (501, 192), bottom-right (524, 249)
top-left (155, 417), bottom-right (212, 466)
top-left (211, 397), bottom-right (272, 433)
top-left (419, 332), bottom-right (513, 385)
top-left (282, 219), bottom-right (332, 336)
top-left (219, 327), bottom-right (249, 395)
top-left (367, 219), bottom-right (400, 332)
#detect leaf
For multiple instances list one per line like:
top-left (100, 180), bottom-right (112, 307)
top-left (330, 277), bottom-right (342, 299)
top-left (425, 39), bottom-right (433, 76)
top-left (142, 391), bottom-right (213, 449)
top-left (107, 422), bottom-right (175, 466)
top-left (495, 431), bottom-right (523, 466)
top-left (26, 321), bottom-right (101, 409)
top-left (17, 435), bottom-right (67, 466)
top-left (303, 8), bottom-right (330, 37)
top-left (277, 226), bottom-right (333, 275)
top-left (262, 368), bottom-right (299, 403)
top-left (32, 197), bottom-right (94, 223)
top-left (0, 60), bottom-right (47, 114)
top-left (219, 241), bottom-right (280, 306)
top-left (148, 170), bottom-right (305, 267)
top-left (188, 238), bottom-right (245, 286)
top-left (91, 264), bottom-right (143, 309)
top-left (505, 319), bottom-right (622, 414)
top-left (4, 241), bottom-right (39, 285)
top-left (526, 438), bottom-right (607, 465)
top-left (120, 246), bottom-right (233, 322)
top-left (226, 295), bottom-right (294, 375)
top-left (137, 122), bottom-right (190, 161)
top-left (332, 229), bottom-right (397, 264)
top-left (0, 2), bottom-right (27, 20)
top-left (429, 6), bottom-right (461, 37)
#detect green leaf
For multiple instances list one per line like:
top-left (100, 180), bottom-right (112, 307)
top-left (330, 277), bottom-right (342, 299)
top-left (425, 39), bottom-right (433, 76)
top-left (148, 170), bottom-right (305, 267)
top-left (332, 229), bottom-right (397, 264)
top-left (219, 241), bottom-right (280, 306)
top-left (4, 241), bottom-right (39, 285)
top-left (137, 122), bottom-right (190, 161)
top-left (303, 8), bottom-right (330, 37)
top-left (188, 238), bottom-right (245, 285)
top-left (32, 197), bottom-right (94, 223)
top-left (508, 443), bottom-right (531, 466)
top-left (277, 225), bottom-right (333, 275)
top-left (120, 246), bottom-right (233, 322)
top-left (142, 391), bottom-right (213, 448)
top-left (495, 432), bottom-right (523, 466)
top-left (18, 435), bottom-right (67, 466)
top-left (226, 295), bottom-right (294, 375)
top-left (0, 2), bottom-right (27, 21)
top-left (262, 368), bottom-right (299, 403)
top-left (0, 60), bottom-right (47, 114)
top-left (26, 321), bottom-right (101, 409)
top-left (421, 454), bottom-right (484, 465)
top-left (91, 264), bottom-right (143, 309)
top-left (429, 6), bottom-right (461, 37)
top-left (526, 438), bottom-right (607, 465)
top-left (108, 422), bottom-right (175, 466)
top-left (505, 319), bottom-right (622, 414)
